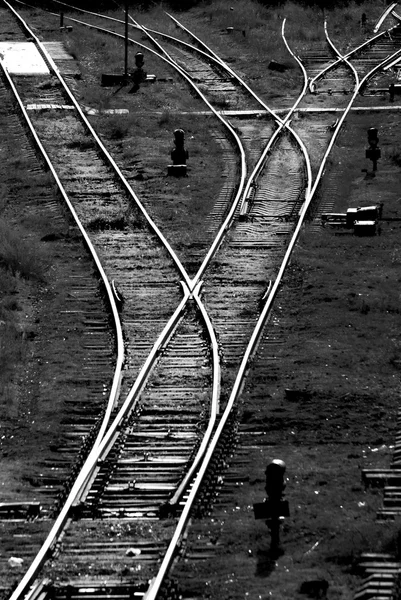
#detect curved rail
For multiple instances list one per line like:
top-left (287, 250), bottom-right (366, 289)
top-left (45, 0), bottom-right (284, 125)
top-left (0, 8), bottom-right (125, 455)
top-left (161, 15), bottom-right (313, 285)
top-left (374, 2), bottom-right (398, 33)
top-left (324, 21), bottom-right (360, 89)
top-left (144, 14), bottom-right (401, 598)
top-left (8, 283), bottom-right (191, 600)
top-left (240, 17), bottom-right (311, 214)
top-left (25, 4), bottom-right (249, 289)
top-left (309, 23), bottom-right (401, 91)
top-left (7, 7), bottom-right (315, 599)
top-left (308, 17), bottom-right (400, 211)
top-left (392, 10), bottom-right (401, 24)
top-left (7, 4), bottom-right (386, 600)
top-left (3, 3), bottom-right (244, 598)
top-left (143, 16), bottom-right (314, 600)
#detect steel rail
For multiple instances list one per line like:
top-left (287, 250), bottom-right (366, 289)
top-left (374, 2), bottom-right (399, 33)
top-left (52, 0), bottom-right (247, 513)
top-left (306, 21), bottom-right (360, 197)
top-left (2, 3), bottom-right (222, 597)
top-left (143, 16), bottom-right (383, 600)
top-left (3, 5), bottom-right (342, 600)
top-left (357, 38), bottom-right (401, 92)
top-left (162, 15), bottom-right (313, 286)
top-left (383, 53), bottom-right (401, 69)
top-left (0, 20), bottom-right (125, 457)
top-left (163, 14), bottom-right (311, 219)
top-left (6, 0), bottom-right (209, 504)
top-left (44, 0), bottom-right (225, 71)
top-left (43, 0), bottom-right (284, 125)
top-left (165, 10), bottom-right (237, 69)
top-left (13, 5), bottom-right (251, 294)
top-left (163, 12), bottom-right (285, 123)
top-left (54, 11), bottom-right (313, 600)
top-left (392, 10), bottom-right (401, 24)
top-left (144, 13), bottom-right (401, 599)
top-left (309, 23), bottom-right (401, 91)
top-left (9, 0), bottom-right (247, 458)
top-left (324, 21), bottom-right (360, 89)
top-left (15, 2), bottom-right (249, 284)
top-left (22, 1), bottom-right (314, 287)
top-left (58, 9), bottom-right (245, 510)
top-left (7, 6), bottom-right (389, 600)
top-left (307, 18), bottom-right (398, 212)
top-left (2, 4), bottom-right (243, 598)
top-left (3, 7), bottom-right (305, 600)
top-left (240, 17), bottom-right (311, 215)
top-left (9, 0), bottom-right (233, 500)
top-left (142, 16), bottom-right (314, 600)
top-left (8, 285), bottom-right (191, 600)
top-left (6, 0), bottom-right (192, 291)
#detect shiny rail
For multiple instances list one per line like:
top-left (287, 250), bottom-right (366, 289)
top-left (6, 5), bottom-right (312, 599)
top-left (309, 22), bottom-right (401, 92)
top-left (1, 5), bottom-right (216, 600)
top-left (0, 3), bottom-right (125, 480)
top-left (143, 14), bottom-right (315, 600)
top-left (3, 3), bottom-right (244, 599)
top-left (374, 2), bottom-right (399, 33)
top-left (7, 3), bottom-right (396, 599)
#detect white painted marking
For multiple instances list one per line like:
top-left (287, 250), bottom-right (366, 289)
top-left (0, 42), bottom-right (49, 75)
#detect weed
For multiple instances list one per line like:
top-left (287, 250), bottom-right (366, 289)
top-left (97, 113), bottom-right (139, 141)
top-left (158, 110), bottom-right (172, 126)
top-left (387, 146), bottom-right (401, 167)
top-left (106, 118), bottom-right (130, 140)
top-left (81, 84), bottom-right (111, 112)
top-left (66, 134), bottom-right (97, 151)
top-left (0, 322), bottom-right (23, 358)
top-left (37, 79), bottom-right (58, 91)
top-left (325, 521), bottom-right (400, 567)
top-left (0, 184), bottom-right (7, 211)
top-left (0, 219), bottom-right (47, 280)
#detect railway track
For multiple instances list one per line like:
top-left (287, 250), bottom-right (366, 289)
top-left (2, 2), bottom-right (401, 599)
top-left (0, 61), bottom-right (117, 586)
top-left (0, 4), bottom-right (311, 598)
top-left (37, 6), bottom-right (314, 386)
top-left (0, 3), bottom-right (248, 599)
top-left (0, 3), bottom-right (223, 599)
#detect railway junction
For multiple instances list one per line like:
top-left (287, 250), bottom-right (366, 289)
top-left (1, 1), bottom-right (401, 599)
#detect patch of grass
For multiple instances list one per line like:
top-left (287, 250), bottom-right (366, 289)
top-left (387, 146), bottom-right (401, 167)
top-left (0, 219), bottom-right (47, 280)
top-left (105, 116), bottom-right (131, 140)
top-left (327, 520), bottom-right (401, 567)
top-left (96, 113), bottom-right (139, 141)
top-left (0, 268), bottom-right (25, 401)
top-left (80, 84), bottom-right (111, 112)
top-left (158, 110), bottom-right (172, 126)
top-left (66, 133), bottom-right (97, 150)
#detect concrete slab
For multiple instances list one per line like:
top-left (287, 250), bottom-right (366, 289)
top-left (0, 42), bottom-right (49, 75)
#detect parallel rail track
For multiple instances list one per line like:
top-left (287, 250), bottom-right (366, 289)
top-left (0, 3), bottom-right (222, 599)
top-left (2, 2), bottom-right (401, 599)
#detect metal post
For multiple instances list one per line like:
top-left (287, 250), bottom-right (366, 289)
top-left (124, 0), bottom-right (129, 80)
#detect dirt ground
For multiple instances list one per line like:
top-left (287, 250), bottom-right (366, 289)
top-left (2, 3), bottom-right (401, 599)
